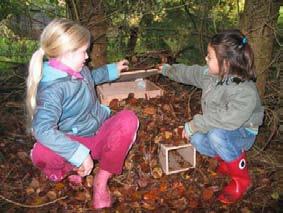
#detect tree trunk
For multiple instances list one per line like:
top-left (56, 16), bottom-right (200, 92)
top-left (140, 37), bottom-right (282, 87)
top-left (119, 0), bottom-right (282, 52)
top-left (240, 0), bottom-right (280, 98)
top-left (66, 0), bottom-right (108, 68)
top-left (127, 27), bottom-right (139, 56)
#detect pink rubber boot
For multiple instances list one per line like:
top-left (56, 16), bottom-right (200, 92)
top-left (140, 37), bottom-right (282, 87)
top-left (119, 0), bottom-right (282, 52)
top-left (92, 169), bottom-right (112, 209)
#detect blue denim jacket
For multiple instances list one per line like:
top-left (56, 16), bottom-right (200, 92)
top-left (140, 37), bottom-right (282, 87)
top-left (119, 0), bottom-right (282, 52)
top-left (32, 62), bottom-right (118, 167)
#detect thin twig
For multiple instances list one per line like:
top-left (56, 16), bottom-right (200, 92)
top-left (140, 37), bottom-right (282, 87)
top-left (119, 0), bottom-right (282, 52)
top-left (70, 0), bottom-right (80, 21)
top-left (0, 194), bottom-right (68, 208)
top-left (112, 177), bottom-right (134, 187)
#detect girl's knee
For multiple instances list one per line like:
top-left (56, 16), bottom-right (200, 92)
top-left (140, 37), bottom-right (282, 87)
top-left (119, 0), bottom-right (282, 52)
top-left (207, 128), bottom-right (226, 146)
top-left (119, 109), bottom-right (139, 130)
top-left (190, 137), bottom-right (198, 147)
top-left (121, 109), bottom-right (138, 120)
top-left (191, 132), bottom-right (206, 147)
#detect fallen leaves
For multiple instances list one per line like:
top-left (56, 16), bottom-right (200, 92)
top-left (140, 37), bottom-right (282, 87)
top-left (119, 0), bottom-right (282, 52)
top-left (143, 188), bottom-right (159, 201)
top-left (159, 182), bottom-right (168, 192)
top-left (151, 166), bottom-right (163, 179)
top-left (29, 178), bottom-right (40, 189)
top-left (47, 191), bottom-right (57, 200)
top-left (141, 201), bottom-right (156, 210)
top-left (25, 187), bottom-right (35, 195)
top-left (143, 106), bottom-right (156, 115)
top-left (170, 197), bottom-right (187, 209)
top-left (109, 98), bottom-right (119, 109)
top-left (164, 131), bottom-right (173, 139)
top-left (85, 175), bottom-right (93, 188)
top-left (137, 176), bottom-right (150, 188)
top-left (172, 181), bottom-right (186, 196)
top-left (74, 191), bottom-right (91, 201)
top-left (0, 74), bottom-right (279, 212)
top-left (17, 151), bottom-right (29, 161)
top-left (202, 187), bottom-right (214, 201)
top-left (54, 182), bottom-right (65, 191)
top-left (32, 196), bottom-right (45, 205)
top-left (187, 197), bottom-right (199, 208)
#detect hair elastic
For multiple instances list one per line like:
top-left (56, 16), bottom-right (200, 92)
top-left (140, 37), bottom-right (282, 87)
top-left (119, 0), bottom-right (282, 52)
top-left (242, 36), bottom-right (248, 45)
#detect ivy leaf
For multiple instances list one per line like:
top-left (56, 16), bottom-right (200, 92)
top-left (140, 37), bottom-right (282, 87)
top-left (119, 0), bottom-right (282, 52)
top-left (271, 191), bottom-right (279, 200)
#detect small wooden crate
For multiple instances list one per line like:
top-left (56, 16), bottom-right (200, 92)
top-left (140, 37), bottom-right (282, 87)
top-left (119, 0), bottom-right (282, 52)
top-left (159, 143), bottom-right (196, 175)
top-left (97, 79), bottom-right (163, 105)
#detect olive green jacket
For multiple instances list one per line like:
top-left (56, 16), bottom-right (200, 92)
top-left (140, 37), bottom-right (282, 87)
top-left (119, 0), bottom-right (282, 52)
top-left (162, 64), bottom-right (264, 134)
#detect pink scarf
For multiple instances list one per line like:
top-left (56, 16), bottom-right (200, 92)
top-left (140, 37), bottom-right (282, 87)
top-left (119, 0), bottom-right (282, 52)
top-left (48, 58), bottom-right (83, 79)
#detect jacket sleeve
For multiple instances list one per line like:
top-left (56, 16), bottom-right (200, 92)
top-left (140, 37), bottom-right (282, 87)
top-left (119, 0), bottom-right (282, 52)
top-left (161, 64), bottom-right (208, 89)
top-left (91, 63), bottom-right (119, 85)
top-left (192, 86), bottom-right (258, 133)
top-left (32, 88), bottom-right (89, 167)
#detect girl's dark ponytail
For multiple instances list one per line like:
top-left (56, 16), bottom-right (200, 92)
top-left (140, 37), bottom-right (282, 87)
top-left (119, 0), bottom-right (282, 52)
top-left (210, 29), bottom-right (256, 82)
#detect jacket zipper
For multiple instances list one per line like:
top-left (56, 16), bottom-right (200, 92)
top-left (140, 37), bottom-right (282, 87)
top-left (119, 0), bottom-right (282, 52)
top-left (82, 78), bottom-right (101, 126)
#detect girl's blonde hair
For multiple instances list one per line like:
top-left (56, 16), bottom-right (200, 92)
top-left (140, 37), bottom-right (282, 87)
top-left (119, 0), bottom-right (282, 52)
top-left (26, 18), bottom-right (90, 128)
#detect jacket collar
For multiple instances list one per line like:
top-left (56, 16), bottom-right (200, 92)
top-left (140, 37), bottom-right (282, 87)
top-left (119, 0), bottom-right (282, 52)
top-left (216, 75), bottom-right (245, 86)
top-left (48, 58), bottom-right (83, 79)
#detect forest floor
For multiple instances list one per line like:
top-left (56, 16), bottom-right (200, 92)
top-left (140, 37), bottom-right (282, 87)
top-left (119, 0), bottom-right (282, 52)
top-left (0, 67), bottom-right (281, 212)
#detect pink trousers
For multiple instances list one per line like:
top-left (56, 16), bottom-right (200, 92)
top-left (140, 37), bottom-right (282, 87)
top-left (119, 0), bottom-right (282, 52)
top-left (30, 110), bottom-right (139, 182)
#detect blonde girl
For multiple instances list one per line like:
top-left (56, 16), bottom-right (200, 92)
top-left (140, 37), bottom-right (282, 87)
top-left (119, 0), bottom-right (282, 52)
top-left (27, 18), bottom-right (139, 209)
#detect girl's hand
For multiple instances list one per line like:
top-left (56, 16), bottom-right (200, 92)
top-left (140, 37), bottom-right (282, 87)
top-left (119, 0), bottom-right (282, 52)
top-left (116, 59), bottom-right (129, 75)
top-left (182, 129), bottom-right (190, 140)
top-left (76, 154), bottom-right (94, 177)
top-left (156, 64), bottom-right (163, 73)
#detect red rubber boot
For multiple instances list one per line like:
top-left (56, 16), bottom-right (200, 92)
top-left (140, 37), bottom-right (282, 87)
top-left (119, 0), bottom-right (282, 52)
top-left (92, 169), bottom-right (112, 209)
top-left (215, 156), bottom-right (228, 175)
top-left (218, 152), bottom-right (251, 204)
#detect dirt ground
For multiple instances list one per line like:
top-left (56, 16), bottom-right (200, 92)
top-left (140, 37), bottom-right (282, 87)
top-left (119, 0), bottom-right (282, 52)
top-left (0, 68), bottom-right (281, 212)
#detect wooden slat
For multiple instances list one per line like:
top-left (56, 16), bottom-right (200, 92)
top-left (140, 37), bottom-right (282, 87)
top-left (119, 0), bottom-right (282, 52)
top-left (117, 68), bottom-right (159, 81)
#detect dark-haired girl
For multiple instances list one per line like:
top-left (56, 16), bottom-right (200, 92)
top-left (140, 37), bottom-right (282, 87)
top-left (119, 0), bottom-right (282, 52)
top-left (159, 29), bottom-right (264, 204)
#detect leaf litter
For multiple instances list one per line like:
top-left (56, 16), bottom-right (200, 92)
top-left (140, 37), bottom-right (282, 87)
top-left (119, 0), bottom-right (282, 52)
top-left (0, 71), bottom-right (280, 212)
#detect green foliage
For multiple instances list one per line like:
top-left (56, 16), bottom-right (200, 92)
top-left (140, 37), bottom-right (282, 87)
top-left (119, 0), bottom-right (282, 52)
top-left (0, 0), bottom-right (65, 71)
top-left (0, 0), bottom-right (244, 70)
top-left (0, 37), bottom-right (38, 71)
top-left (279, 6), bottom-right (283, 26)
top-left (210, 0), bottom-right (243, 31)
top-left (106, 0), bottom-right (241, 65)
top-left (0, 0), bottom-right (27, 21)
top-left (0, 0), bottom-right (65, 21)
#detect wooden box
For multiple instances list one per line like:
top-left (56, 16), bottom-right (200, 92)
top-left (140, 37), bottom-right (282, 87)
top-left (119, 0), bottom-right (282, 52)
top-left (158, 143), bottom-right (196, 175)
top-left (97, 79), bottom-right (163, 105)
top-left (118, 69), bottom-right (159, 82)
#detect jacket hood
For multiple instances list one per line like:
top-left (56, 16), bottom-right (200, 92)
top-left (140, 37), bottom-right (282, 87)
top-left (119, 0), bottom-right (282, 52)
top-left (41, 62), bottom-right (68, 82)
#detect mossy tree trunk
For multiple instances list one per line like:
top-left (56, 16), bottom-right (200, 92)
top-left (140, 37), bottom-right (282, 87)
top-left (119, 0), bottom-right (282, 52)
top-left (66, 0), bottom-right (108, 68)
top-left (240, 0), bottom-right (280, 98)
